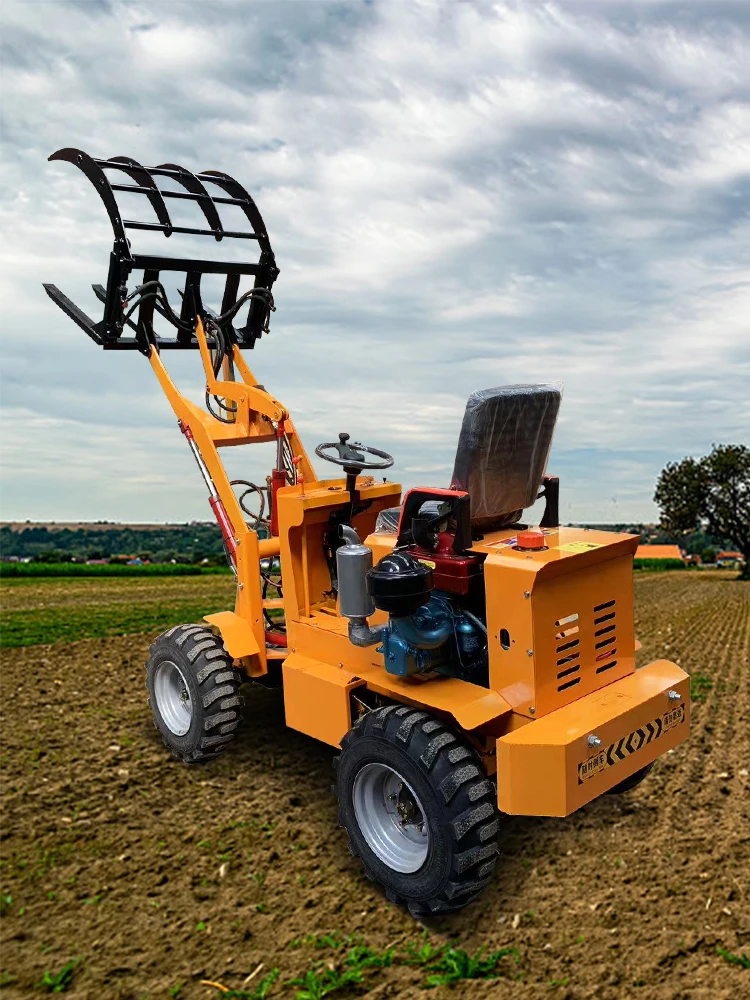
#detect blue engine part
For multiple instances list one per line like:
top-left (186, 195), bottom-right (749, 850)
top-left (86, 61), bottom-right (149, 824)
top-left (378, 593), bottom-right (486, 678)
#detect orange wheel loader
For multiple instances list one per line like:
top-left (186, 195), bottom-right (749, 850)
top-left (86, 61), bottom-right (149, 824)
top-left (45, 149), bottom-right (689, 916)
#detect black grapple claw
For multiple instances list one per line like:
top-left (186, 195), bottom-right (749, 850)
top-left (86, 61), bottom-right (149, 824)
top-left (44, 147), bottom-right (279, 355)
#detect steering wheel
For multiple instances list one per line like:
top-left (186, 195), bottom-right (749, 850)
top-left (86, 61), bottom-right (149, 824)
top-left (315, 432), bottom-right (394, 473)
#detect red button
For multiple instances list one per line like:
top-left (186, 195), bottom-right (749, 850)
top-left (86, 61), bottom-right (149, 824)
top-left (517, 530), bottom-right (546, 550)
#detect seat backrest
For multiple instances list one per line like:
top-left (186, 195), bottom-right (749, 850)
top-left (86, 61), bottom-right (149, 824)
top-left (450, 384), bottom-right (562, 530)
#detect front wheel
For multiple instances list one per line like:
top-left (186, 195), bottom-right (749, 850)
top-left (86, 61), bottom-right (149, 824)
top-left (146, 624), bottom-right (242, 763)
top-left (333, 705), bottom-right (500, 916)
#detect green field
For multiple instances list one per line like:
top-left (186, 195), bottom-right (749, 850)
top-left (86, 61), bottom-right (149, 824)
top-left (632, 558), bottom-right (687, 571)
top-left (0, 574), bottom-right (236, 648)
top-left (0, 562), bottom-right (232, 578)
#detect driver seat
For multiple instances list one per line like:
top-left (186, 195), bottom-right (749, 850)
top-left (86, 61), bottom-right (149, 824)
top-left (450, 384), bottom-right (561, 531)
top-left (375, 383), bottom-right (561, 535)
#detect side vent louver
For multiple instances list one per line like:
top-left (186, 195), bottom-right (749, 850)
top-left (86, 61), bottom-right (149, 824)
top-left (552, 600), bottom-right (620, 696)
top-left (594, 600), bottom-right (618, 673)
top-left (555, 612), bottom-right (581, 691)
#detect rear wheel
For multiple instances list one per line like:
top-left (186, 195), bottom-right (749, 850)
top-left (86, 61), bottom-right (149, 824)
top-left (607, 762), bottom-right (653, 795)
top-left (146, 624), bottom-right (242, 763)
top-left (334, 705), bottom-right (500, 916)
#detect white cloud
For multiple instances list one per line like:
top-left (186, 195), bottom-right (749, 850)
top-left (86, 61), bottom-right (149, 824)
top-left (1, 0), bottom-right (748, 524)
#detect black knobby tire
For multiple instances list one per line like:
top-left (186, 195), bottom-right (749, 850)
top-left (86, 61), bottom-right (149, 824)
top-left (607, 762), bottom-right (653, 795)
top-left (145, 623), bottom-right (242, 764)
top-left (333, 705), bottom-right (500, 916)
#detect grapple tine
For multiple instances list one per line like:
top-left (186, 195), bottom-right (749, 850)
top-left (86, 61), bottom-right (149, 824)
top-left (200, 170), bottom-right (279, 346)
top-left (107, 156), bottom-right (173, 234)
top-left (199, 169), bottom-right (272, 253)
top-left (156, 163), bottom-right (223, 240)
top-left (44, 284), bottom-right (104, 345)
top-left (48, 148), bottom-right (128, 247)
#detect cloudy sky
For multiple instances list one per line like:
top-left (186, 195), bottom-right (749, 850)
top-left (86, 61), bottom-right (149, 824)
top-left (1, 0), bottom-right (748, 526)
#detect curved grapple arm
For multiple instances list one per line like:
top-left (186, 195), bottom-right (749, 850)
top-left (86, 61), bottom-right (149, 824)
top-left (43, 147), bottom-right (279, 353)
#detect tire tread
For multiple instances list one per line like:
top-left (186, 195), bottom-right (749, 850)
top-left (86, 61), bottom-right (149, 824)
top-left (333, 707), bottom-right (500, 915)
top-left (146, 624), bottom-right (242, 764)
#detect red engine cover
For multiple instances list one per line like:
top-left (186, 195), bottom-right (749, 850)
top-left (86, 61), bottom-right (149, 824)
top-left (410, 533), bottom-right (484, 596)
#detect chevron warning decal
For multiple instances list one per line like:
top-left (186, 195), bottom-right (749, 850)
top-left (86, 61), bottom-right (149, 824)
top-left (577, 703), bottom-right (685, 784)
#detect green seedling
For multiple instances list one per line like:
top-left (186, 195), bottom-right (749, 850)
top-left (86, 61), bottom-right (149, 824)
top-left (168, 984), bottom-right (183, 999)
top-left (402, 932), bottom-right (446, 966)
top-left (717, 948), bottom-right (750, 970)
top-left (690, 674), bottom-right (712, 703)
top-left (423, 945), bottom-right (518, 987)
top-left (0, 894), bottom-right (12, 916)
top-left (35, 958), bottom-right (80, 993)
top-left (288, 963), bottom-right (364, 1000)
top-left (343, 945), bottom-right (394, 969)
top-left (304, 933), bottom-right (348, 950)
top-left (207, 968), bottom-right (279, 999)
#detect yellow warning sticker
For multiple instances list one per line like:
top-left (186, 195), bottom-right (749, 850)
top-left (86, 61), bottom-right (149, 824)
top-left (417, 559), bottom-right (436, 569)
top-left (559, 541), bottom-right (603, 554)
top-left (577, 703), bottom-right (685, 784)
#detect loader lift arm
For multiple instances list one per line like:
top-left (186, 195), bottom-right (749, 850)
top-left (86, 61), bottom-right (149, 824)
top-left (43, 147), bottom-right (317, 673)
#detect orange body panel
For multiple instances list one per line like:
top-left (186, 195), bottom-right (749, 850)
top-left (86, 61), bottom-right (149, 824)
top-left (275, 478), bottom-right (401, 622)
top-left (282, 655), bottom-right (364, 747)
top-left (496, 659), bottom-right (689, 815)
top-left (204, 611), bottom-right (263, 675)
top-left (476, 527), bottom-right (639, 718)
top-left (284, 617), bottom-right (512, 743)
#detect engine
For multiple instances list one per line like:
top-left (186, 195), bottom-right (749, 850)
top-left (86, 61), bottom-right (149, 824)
top-left (337, 526), bottom-right (488, 684)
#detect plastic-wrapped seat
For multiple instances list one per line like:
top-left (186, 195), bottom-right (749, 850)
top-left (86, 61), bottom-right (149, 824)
top-left (450, 384), bottom-right (561, 532)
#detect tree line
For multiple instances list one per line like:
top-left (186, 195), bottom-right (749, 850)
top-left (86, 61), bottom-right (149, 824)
top-left (0, 523), bottom-right (227, 565)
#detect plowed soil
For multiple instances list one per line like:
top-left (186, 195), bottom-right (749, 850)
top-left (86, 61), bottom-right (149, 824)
top-left (1, 571), bottom-right (748, 999)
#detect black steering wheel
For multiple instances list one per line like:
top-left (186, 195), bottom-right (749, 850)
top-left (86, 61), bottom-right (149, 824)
top-left (315, 433), bottom-right (394, 473)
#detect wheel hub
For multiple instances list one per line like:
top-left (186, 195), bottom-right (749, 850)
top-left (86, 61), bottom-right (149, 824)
top-left (352, 763), bottom-right (429, 873)
top-left (153, 660), bottom-right (193, 736)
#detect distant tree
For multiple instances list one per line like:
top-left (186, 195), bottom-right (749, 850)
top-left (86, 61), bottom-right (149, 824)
top-left (654, 444), bottom-right (750, 579)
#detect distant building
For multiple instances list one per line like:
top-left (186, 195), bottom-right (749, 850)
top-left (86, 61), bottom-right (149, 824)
top-left (635, 544), bottom-right (685, 562)
top-left (715, 551), bottom-right (745, 567)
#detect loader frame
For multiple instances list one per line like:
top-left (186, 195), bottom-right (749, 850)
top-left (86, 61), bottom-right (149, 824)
top-left (44, 148), bottom-right (690, 823)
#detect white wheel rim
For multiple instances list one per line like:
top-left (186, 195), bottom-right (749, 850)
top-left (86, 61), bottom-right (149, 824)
top-left (352, 762), bottom-right (429, 873)
top-left (154, 660), bottom-right (193, 736)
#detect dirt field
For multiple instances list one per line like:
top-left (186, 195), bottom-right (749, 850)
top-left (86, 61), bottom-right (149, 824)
top-left (1, 571), bottom-right (748, 999)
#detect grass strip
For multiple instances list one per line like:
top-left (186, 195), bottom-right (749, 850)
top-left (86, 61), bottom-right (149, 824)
top-left (1, 598), bottom-right (232, 648)
top-left (0, 563), bottom-right (231, 578)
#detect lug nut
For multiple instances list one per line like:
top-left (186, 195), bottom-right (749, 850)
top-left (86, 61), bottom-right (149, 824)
top-left (588, 735), bottom-right (602, 748)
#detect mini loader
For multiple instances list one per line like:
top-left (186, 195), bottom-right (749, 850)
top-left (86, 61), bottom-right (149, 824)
top-left (45, 148), bottom-right (690, 916)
